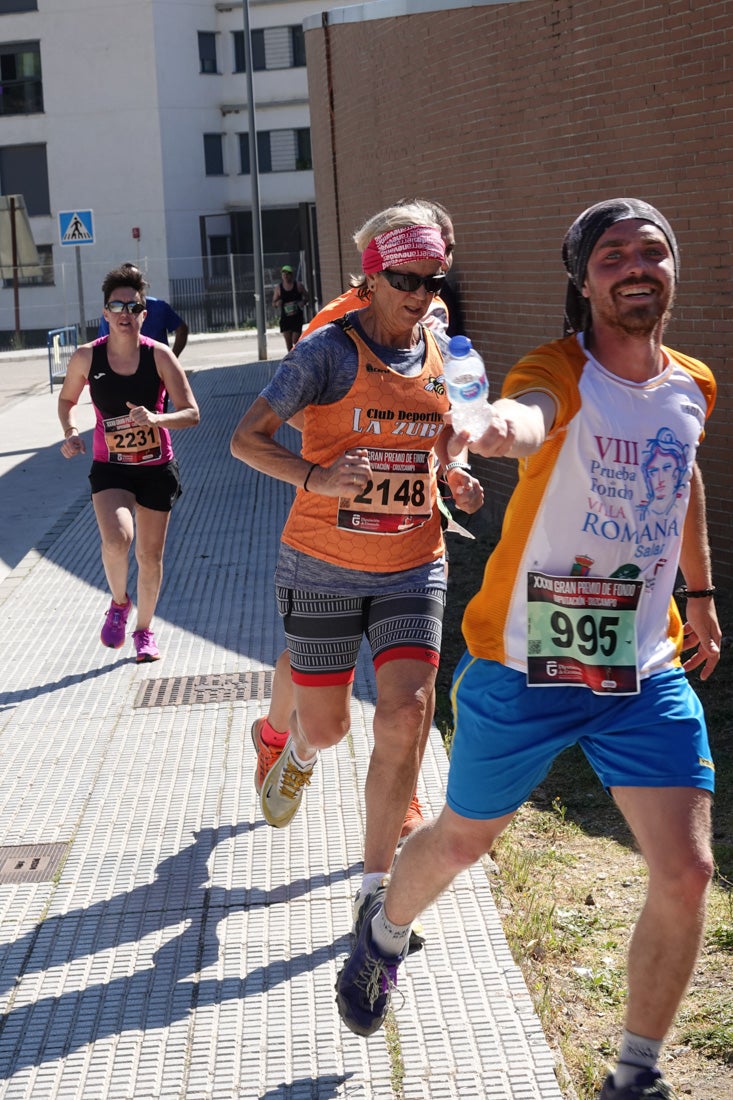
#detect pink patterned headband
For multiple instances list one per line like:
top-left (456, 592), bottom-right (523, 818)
top-left (361, 225), bottom-right (445, 274)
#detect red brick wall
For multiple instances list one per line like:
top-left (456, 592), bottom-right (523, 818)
top-left (306, 0), bottom-right (733, 584)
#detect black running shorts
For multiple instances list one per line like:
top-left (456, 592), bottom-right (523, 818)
top-left (88, 459), bottom-right (182, 512)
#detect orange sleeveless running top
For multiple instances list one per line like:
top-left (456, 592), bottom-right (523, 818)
top-left (301, 287), bottom-right (363, 337)
top-left (281, 320), bottom-right (449, 573)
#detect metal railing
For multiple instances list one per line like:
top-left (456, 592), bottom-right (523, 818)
top-left (1, 251), bottom-right (316, 350)
top-left (169, 252), bottom-right (311, 333)
top-left (47, 326), bottom-right (77, 392)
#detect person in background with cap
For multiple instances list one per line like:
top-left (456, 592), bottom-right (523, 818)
top-left (273, 264), bottom-right (309, 351)
top-left (231, 200), bottom-right (481, 950)
top-left (334, 198), bottom-right (720, 1100)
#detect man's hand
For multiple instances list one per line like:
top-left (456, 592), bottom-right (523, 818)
top-left (681, 599), bottom-right (722, 680)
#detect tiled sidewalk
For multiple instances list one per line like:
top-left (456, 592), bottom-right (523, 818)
top-left (0, 361), bottom-right (564, 1099)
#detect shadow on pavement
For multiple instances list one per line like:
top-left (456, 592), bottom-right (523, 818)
top-left (0, 822), bottom-right (360, 1076)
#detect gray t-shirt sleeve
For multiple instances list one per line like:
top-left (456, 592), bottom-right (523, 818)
top-left (260, 313), bottom-right (429, 421)
top-left (261, 324), bottom-right (358, 420)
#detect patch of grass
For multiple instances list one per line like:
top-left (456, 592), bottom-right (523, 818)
top-left (385, 1011), bottom-right (405, 1097)
top-left (678, 999), bottom-right (733, 1063)
top-left (436, 517), bottom-right (733, 1098)
top-left (708, 922), bottom-right (733, 951)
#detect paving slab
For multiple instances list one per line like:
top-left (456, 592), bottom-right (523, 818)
top-left (0, 351), bottom-right (565, 1098)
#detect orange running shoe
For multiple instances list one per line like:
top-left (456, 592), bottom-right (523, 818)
top-left (250, 717), bottom-right (285, 794)
top-left (399, 792), bottom-right (424, 842)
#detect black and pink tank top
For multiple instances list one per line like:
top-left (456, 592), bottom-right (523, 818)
top-left (88, 336), bottom-right (173, 465)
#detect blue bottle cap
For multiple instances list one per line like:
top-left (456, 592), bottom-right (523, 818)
top-left (448, 335), bottom-right (472, 356)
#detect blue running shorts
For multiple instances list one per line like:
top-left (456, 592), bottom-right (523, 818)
top-left (446, 655), bottom-right (715, 821)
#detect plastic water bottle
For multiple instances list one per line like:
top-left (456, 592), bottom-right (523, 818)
top-left (442, 335), bottom-right (493, 440)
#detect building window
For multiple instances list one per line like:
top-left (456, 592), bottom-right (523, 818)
top-left (203, 133), bottom-right (224, 176)
top-left (208, 235), bottom-right (231, 279)
top-left (257, 131), bottom-right (271, 173)
top-left (2, 242), bottom-right (53, 287)
top-left (261, 27), bottom-right (289, 70)
top-left (296, 128), bottom-right (311, 171)
top-left (269, 128), bottom-right (311, 173)
top-left (268, 130), bottom-right (293, 173)
top-left (239, 129), bottom-right (311, 174)
top-left (239, 131), bottom-right (273, 175)
top-left (233, 26), bottom-right (305, 72)
top-left (291, 25), bottom-right (306, 67)
top-left (251, 29), bottom-right (266, 71)
top-left (0, 1), bottom-right (38, 12)
top-left (238, 133), bottom-right (249, 174)
top-left (241, 26), bottom-right (303, 72)
top-left (232, 29), bottom-right (246, 73)
top-left (0, 143), bottom-right (49, 214)
top-left (0, 41), bottom-right (42, 115)
top-left (198, 31), bottom-right (217, 74)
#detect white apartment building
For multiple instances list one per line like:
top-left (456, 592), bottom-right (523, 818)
top-left (0, 0), bottom-right (354, 343)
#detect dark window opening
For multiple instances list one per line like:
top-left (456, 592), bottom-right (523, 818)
top-left (0, 41), bottom-right (42, 115)
top-left (232, 30), bottom-right (245, 73)
top-left (0, 1), bottom-right (38, 13)
top-left (198, 31), bottom-right (217, 74)
top-left (203, 133), bottom-right (224, 176)
top-left (0, 143), bottom-right (49, 214)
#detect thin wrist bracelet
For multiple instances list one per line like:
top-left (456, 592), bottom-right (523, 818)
top-left (674, 585), bottom-right (716, 599)
top-left (64, 426), bottom-right (79, 437)
top-left (303, 462), bottom-right (319, 492)
top-left (444, 460), bottom-right (471, 473)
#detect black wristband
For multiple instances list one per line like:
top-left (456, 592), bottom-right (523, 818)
top-left (674, 585), bottom-right (716, 599)
top-left (303, 463), bottom-right (318, 492)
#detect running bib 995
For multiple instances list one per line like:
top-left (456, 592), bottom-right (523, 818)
top-left (526, 571), bottom-right (643, 695)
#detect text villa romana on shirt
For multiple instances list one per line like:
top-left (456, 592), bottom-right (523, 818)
top-left (583, 431), bottom-right (689, 559)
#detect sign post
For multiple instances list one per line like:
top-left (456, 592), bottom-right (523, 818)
top-left (58, 209), bottom-right (95, 340)
top-left (242, 0), bottom-right (267, 359)
top-left (74, 246), bottom-right (86, 342)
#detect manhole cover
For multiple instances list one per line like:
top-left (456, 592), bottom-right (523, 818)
top-left (135, 670), bottom-right (273, 708)
top-left (0, 842), bottom-right (68, 884)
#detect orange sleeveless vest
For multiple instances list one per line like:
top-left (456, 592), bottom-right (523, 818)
top-left (301, 287), bottom-right (364, 337)
top-left (281, 321), bottom-right (449, 573)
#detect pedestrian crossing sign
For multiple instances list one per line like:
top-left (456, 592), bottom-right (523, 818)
top-left (59, 209), bottom-right (95, 246)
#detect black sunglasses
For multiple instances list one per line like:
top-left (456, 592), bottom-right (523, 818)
top-left (106, 300), bottom-right (146, 315)
top-left (381, 270), bottom-right (446, 294)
